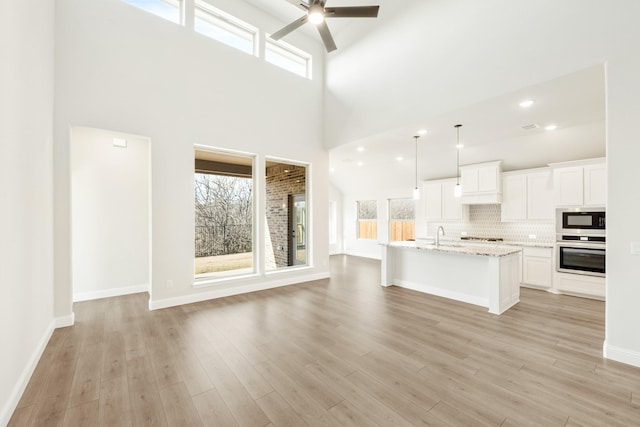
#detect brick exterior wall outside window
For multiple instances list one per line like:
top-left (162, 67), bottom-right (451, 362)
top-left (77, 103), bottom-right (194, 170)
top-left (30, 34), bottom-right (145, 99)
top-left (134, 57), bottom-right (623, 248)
top-left (265, 163), bottom-right (306, 269)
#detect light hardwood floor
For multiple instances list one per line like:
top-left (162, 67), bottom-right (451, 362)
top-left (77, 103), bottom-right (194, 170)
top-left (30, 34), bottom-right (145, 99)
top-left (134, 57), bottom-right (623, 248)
top-left (10, 255), bottom-right (640, 426)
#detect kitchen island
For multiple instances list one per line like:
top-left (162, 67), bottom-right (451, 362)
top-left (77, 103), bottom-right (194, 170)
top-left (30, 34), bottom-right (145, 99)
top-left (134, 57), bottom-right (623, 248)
top-left (381, 241), bottom-right (521, 315)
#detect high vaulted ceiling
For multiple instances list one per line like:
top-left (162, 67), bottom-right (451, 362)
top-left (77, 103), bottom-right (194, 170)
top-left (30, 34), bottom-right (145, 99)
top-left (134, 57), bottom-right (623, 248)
top-left (240, 2), bottom-right (607, 197)
top-left (329, 65), bottom-right (606, 195)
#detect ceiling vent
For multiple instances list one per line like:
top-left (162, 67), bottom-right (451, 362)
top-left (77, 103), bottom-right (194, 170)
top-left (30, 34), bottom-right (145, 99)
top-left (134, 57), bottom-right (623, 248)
top-left (521, 123), bottom-right (541, 130)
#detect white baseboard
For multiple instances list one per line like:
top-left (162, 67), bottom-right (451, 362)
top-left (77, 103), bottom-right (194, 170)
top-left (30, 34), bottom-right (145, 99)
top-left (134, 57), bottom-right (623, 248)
top-left (603, 341), bottom-right (640, 368)
top-left (73, 283), bottom-right (149, 302)
top-left (344, 250), bottom-right (381, 260)
top-left (53, 312), bottom-right (75, 328)
top-left (149, 272), bottom-right (330, 311)
top-left (393, 279), bottom-right (489, 309)
top-left (0, 320), bottom-right (55, 427)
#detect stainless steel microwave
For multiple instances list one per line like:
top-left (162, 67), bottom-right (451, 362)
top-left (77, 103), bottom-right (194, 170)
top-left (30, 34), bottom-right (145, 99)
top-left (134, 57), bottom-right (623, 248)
top-left (556, 207), bottom-right (605, 237)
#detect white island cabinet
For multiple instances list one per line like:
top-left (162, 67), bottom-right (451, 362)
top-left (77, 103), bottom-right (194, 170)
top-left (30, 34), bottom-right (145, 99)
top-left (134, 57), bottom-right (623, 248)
top-left (381, 242), bottom-right (521, 315)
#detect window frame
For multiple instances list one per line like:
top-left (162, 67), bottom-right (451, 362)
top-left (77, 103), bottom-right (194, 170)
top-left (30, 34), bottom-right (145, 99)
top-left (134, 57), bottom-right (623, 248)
top-left (265, 36), bottom-right (313, 79)
top-left (194, 0), bottom-right (259, 56)
top-left (356, 200), bottom-right (378, 240)
top-left (121, 0), bottom-right (184, 25)
top-left (388, 198), bottom-right (416, 242)
top-left (193, 146), bottom-right (257, 282)
top-left (264, 157), bottom-right (311, 272)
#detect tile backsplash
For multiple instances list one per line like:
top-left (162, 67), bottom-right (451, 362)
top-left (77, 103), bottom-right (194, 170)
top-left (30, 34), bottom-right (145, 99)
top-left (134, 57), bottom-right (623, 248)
top-left (426, 204), bottom-right (554, 244)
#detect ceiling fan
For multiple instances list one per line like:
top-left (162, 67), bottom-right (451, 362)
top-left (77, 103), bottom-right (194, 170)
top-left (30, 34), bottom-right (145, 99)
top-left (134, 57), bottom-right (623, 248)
top-left (270, 0), bottom-right (380, 52)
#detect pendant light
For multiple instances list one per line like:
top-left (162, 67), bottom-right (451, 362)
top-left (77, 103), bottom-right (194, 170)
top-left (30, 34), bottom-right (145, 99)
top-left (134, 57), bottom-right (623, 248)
top-left (454, 124), bottom-right (462, 198)
top-left (413, 135), bottom-right (420, 200)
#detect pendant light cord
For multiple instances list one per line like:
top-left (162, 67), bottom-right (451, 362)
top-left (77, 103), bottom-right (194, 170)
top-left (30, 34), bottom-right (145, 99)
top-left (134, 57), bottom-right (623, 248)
top-left (414, 135), bottom-right (419, 189)
top-left (455, 124), bottom-right (462, 185)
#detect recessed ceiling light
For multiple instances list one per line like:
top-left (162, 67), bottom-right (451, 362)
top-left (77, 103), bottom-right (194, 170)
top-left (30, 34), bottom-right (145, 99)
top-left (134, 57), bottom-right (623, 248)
top-left (456, 143), bottom-right (464, 149)
top-left (545, 124), bottom-right (557, 131)
top-left (357, 146), bottom-right (365, 152)
top-left (396, 156), bottom-right (404, 161)
top-left (417, 129), bottom-right (428, 135)
top-left (329, 167), bottom-right (336, 173)
top-left (519, 99), bottom-right (535, 108)
top-left (357, 161), bottom-right (364, 167)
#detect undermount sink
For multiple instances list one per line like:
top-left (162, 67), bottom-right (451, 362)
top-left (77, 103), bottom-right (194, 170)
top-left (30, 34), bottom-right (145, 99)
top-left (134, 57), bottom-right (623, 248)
top-left (419, 242), bottom-right (462, 248)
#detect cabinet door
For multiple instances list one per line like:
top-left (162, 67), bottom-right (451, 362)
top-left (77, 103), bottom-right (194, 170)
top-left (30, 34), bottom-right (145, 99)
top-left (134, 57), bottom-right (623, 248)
top-left (442, 181), bottom-right (462, 220)
top-left (584, 164), bottom-right (606, 206)
top-left (527, 172), bottom-right (554, 220)
top-left (523, 256), bottom-right (552, 288)
top-left (478, 166), bottom-right (498, 193)
top-left (423, 182), bottom-right (443, 220)
top-left (501, 175), bottom-right (527, 221)
top-left (461, 168), bottom-right (478, 194)
top-left (554, 166), bottom-right (584, 206)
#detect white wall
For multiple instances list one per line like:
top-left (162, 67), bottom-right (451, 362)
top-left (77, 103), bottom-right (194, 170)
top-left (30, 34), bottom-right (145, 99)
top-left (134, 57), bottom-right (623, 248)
top-left (71, 127), bottom-right (150, 301)
top-left (0, 0), bottom-right (56, 424)
top-left (325, 0), bottom-right (640, 366)
top-left (54, 0), bottom-right (329, 313)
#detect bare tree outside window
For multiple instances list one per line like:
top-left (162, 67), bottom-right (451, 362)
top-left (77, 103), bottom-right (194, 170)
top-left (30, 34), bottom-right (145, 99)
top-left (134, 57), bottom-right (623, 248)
top-left (194, 173), bottom-right (253, 275)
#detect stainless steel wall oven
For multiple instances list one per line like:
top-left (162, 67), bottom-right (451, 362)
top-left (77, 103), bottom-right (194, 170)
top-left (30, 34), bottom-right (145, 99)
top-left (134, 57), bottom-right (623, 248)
top-left (556, 208), bottom-right (606, 277)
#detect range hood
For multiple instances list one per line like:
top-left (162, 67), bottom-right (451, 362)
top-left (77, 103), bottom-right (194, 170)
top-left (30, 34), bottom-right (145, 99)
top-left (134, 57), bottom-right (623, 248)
top-left (459, 161), bottom-right (503, 205)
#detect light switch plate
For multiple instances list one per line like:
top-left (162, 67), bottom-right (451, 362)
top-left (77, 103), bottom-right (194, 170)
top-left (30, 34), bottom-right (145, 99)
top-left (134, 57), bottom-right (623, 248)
top-left (631, 242), bottom-right (640, 255)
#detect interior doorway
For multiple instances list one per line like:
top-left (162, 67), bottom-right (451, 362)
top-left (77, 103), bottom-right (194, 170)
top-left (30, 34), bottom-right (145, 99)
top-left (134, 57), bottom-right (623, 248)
top-left (70, 127), bottom-right (151, 302)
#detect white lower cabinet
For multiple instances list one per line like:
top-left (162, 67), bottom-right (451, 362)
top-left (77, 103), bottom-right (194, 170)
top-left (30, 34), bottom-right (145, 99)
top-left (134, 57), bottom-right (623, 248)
top-left (521, 247), bottom-right (553, 289)
top-left (555, 272), bottom-right (605, 300)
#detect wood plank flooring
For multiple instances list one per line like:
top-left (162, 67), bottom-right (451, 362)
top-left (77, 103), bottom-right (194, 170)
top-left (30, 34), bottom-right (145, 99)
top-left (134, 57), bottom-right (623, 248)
top-left (10, 255), bottom-right (640, 426)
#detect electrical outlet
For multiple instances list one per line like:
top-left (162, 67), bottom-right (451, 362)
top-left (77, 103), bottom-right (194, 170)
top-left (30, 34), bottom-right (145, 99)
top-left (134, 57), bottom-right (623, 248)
top-left (167, 280), bottom-right (174, 288)
top-left (461, 231), bottom-right (468, 236)
top-left (528, 234), bottom-right (537, 240)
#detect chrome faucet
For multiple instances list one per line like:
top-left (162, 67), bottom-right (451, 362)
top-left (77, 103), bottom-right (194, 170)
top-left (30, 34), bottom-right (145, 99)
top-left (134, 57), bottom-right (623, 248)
top-left (436, 226), bottom-right (445, 246)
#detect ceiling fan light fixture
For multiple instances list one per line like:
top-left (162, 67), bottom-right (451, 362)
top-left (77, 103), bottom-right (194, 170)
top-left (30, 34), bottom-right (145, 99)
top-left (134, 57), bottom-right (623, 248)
top-left (308, 5), bottom-right (325, 25)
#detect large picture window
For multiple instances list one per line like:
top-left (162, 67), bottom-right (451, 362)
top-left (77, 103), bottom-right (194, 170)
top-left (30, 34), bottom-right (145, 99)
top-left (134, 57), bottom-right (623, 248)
top-left (265, 160), bottom-right (308, 270)
top-left (194, 149), bottom-right (254, 278)
top-left (357, 200), bottom-right (377, 240)
top-left (389, 198), bottom-right (415, 242)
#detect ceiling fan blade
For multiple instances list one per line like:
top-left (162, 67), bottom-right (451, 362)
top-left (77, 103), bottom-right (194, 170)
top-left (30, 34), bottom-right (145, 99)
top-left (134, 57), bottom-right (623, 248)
top-left (324, 6), bottom-right (380, 18)
top-left (316, 20), bottom-right (337, 52)
top-left (284, 0), bottom-right (310, 12)
top-left (270, 15), bottom-right (308, 40)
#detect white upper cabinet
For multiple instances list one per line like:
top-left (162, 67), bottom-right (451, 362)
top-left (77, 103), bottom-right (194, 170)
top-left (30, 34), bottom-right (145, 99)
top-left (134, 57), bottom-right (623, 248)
top-left (583, 163), bottom-right (607, 206)
top-left (423, 181), bottom-right (443, 220)
top-left (501, 174), bottom-right (527, 221)
top-left (551, 158), bottom-right (606, 207)
top-left (527, 171), bottom-right (554, 220)
top-left (460, 161), bottom-right (502, 204)
top-left (553, 166), bottom-right (584, 206)
top-left (501, 169), bottom-right (553, 221)
top-left (422, 178), bottom-right (466, 221)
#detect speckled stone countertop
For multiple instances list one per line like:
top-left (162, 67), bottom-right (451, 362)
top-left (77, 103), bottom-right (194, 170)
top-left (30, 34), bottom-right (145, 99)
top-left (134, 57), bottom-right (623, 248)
top-left (383, 241), bottom-right (521, 258)
top-left (415, 237), bottom-right (554, 249)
